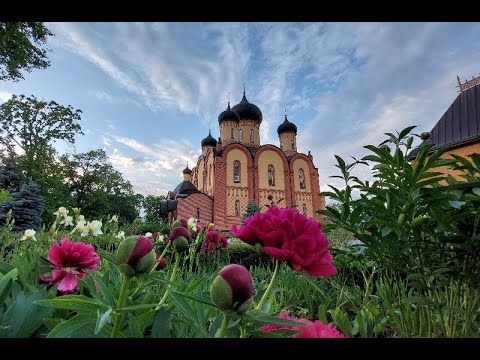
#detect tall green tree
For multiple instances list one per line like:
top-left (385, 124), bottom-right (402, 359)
top-left (0, 94), bottom-right (83, 169)
top-left (0, 22), bottom-right (53, 82)
top-left (143, 194), bottom-right (166, 223)
top-left (0, 155), bottom-right (25, 192)
top-left (0, 178), bottom-right (45, 231)
top-left (64, 149), bottom-right (141, 222)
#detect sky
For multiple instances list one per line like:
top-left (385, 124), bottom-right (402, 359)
top-left (1, 22), bottom-right (479, 197)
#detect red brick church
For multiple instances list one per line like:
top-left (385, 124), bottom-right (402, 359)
top-left (159, 90), bottom-right (325, 230)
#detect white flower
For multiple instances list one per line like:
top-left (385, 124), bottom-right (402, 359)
top-left (109, 215), bottom-right (119, 223)
top-left (20, 229), bottom-right (37, 241)
top-left (72, 207), bottom-right (80, 214)
top-left (70, 219), bottom-right (87, 234)
top-left (156, 234), bottom-right (164, 243)
top-left (145, 232), bottom-right (152, 238)
top-left (116, 231), bottom-right (125, 239)
top-left (78, 215), bottom-right (85, 222)
top-left (53, 207), bottom-right (69, 217)
top-left (187, 217), bottom-right (198, 232)
top-left (60, 215), bottom-right (74, 227)
top-left (81, 220), bottom-right (103, 237)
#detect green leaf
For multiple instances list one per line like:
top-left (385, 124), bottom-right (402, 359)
top-left (448, 200), bottom-right (466, 209)
top-left (1, 289), bottom-right (53, 338)
top-left (472, 188), bottom-right (480, 196)
top-left (126, 313), bottom-right (143, 338)
top-left (0, 261), bottom-right (15, 275)
top-left (47, 313), bottom-right (96, 338)
top-left (115, 303), bottom-right (159, 312)
top-left (151, 308), bottom-right (171, 338)
top-left (399, 125), bottom-right (417, 139)
top-left (381, 227), bottom-right (392, 237)
top-left (246, 314), bottom-right (307, 327)
top-left (95, 307), bottom-right (112, 335)
top-left (168, 290), bottom-right (200, 326)
top-left (36, 295), bottom-right (109, 312)
top-left (169, 290), bottom-right (216, 307)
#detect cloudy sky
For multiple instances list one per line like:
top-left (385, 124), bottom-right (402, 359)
top-left (1, 22), bottom-right (479, 196)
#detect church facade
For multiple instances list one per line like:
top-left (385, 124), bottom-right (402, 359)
top-left (160, 91), bottom-right (325, 230)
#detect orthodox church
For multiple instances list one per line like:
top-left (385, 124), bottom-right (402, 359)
top-left (159, 90), bottom-right (325, 230)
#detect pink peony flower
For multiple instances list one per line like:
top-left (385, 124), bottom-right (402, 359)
top-left (260, 312), bottom-right (345, 338)
top-left (40, 238), bottom-right (100, 294)
top-left (201, 229), bottom-right (229, 254)
top-left (230, 207), bottom-right (336, 277)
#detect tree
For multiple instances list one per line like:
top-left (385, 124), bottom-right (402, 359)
top-left (143, 194), bottom-right (167, 223)
top-left (0, 155), bottom-right (25, 192)
top-left (0, 94), bottom-right (83, 169)
top-left (64, 149), bottom-right (140, 222)
top-left (0, 22), bottom-right (53, 82)
top-left (242, 201), bottom-right (260, 223)
top-left (0, 178), bottom-right (45, 231)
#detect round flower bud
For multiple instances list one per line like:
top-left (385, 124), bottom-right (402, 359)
top-left (420, 132), bottom-right (431, 140)
top-left (172, 219), bottom-right (188, 229)
top-left (172, 236), bottom-right (189, 252)
top-left (210, 264), bottom-right (254, 314)
top-left (155, 254), bottom-right (167, 271)
top-left (168, 226), bottom-right (190, 243)
top-left (116, 235), bottom-right (156, 276)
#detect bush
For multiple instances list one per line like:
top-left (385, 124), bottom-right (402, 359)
top-left (319, 126), bottom-right (480, 287)
top-left (220, 239), bottom-right (274, 269)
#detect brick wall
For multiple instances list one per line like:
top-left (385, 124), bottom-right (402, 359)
top-left (176, 193), bottom-right (213, 228)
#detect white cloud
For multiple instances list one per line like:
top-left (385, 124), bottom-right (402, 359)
top-left (45, 22), bottom-right (480, 200)
top-left (0, 90), bottom-right (12, 103)
top-left (104, 135), bottom-right (201, 196)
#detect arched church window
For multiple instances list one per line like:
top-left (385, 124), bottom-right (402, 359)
top-left (268, 164), bottom-right (275, 186)
top-left (299, 168), bottom-right (306, 189)
top-left (231, 128), bottom-right (234, 140)
top-left (302, 203), bottom-right (307, 215)
top-left (235, 200), bottom-right (240, 216)
top-left (250, 129), bottom-right (254, 144)
top-left (233, 160), bottom-right (240, 183)
top-left (239, 129), bottom-right (243, 143)
top-left (197, 207), bottom-right (200, 220)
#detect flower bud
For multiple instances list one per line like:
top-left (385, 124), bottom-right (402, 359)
top-left (155, 255), bottom-right (167, 271)
top-left (172, 236), bottom-right (189, 252)
top-left (172, 219), bottom-right (188, 229)
top-left (210, 264), bottom-right (254, 314)
top-left (116, 235), bottom-right (156, 276)
top-left (420, 132), bottom-right (431, 141)
top-left (168, 226), bottom-right (190, 243)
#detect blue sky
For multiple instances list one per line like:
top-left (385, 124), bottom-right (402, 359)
top-left (1, 22), bottom-right (479, 196)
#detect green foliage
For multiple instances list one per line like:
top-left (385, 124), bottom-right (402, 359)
top-left (0, 189), bottom-right (11, 204)
top-left (143, 195), bottom-right (167, 223)
top-left (0, 22), bottom-right (53, 82)
top-left (0, 155), bottom-right (25, 192)
top-left (242, 201), bottom-right (260, 223)
top-left (0, 179), bottom-right (45, 231)
top-left (62, 149), bottom-right (140, 223)
top-left (319, 126), bottom-right (480, 286)
top-left (221, 239), bottom-right (273, 269)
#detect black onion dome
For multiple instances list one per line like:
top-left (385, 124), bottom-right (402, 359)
top-left (201, 131), bottom-right (217, 147)
top-left (232, 93), bottom-right (263, 123)
top-left (277, 114), bottom-right (297, 135)
top-left (182, 166), bottom-right (192, 175)
top-left (218, 102), bottom-right (240, 124)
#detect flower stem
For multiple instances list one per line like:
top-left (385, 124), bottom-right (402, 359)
top-left (218, 312), bottom-right (230, 338)
top-left (155, 252), bottom-right (180, 310)
top-left (149, 243), bottom-right (170, 273)
top-left (111, 274), bottom-right (131, 338)
top-left (255, 259), bottom-right (280, 311)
